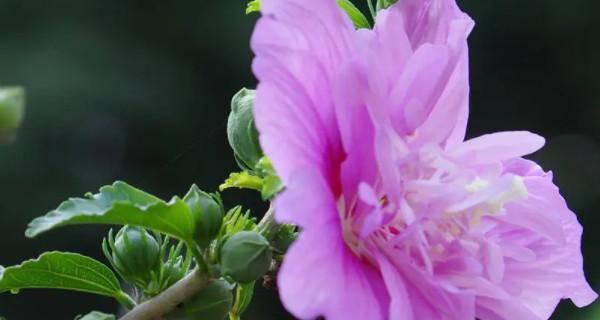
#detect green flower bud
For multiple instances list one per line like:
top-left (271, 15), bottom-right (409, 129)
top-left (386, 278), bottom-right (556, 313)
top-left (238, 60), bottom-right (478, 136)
top-left (111, 226), bottom-right (160, 285)
top-left (162, 257), bottom-right (187, 288)
top-left (167, 279), bottom-right (233, 320)
top-left (227, 88), bottom-right (263, 172)
top-left (184, 185), bottom-right (224, 248)
top-left (0, 87), bottom-right (25, 143)
top-left (219, 231), bottom-right (272, 283)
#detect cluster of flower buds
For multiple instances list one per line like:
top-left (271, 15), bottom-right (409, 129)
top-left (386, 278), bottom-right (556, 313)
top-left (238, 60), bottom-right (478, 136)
top-left (102, 226), bottom-right (192, 297)
top-left (101, 84), bottom-right (296, 318)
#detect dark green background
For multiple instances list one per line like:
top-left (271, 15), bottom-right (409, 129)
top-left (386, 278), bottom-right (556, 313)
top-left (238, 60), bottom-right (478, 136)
top-left (0, 0), bottom-right (598, 319)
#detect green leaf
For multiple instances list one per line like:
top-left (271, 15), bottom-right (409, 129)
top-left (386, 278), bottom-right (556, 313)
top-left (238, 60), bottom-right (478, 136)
top-left (75, 311), bottom-right (116, 320)
top-left (230, 281), bottom-right (255, 318)
top-left (337, 0), bottom-right (370, 29)
top-left (219, 157), bottom-right (283, 200)
top-left (0, 252), bottom-right (128, 303)
top-left (256, 157), bottom-right (284, 200)
top-left (246, 0), bottom-right (260, 14)
top-left (222, 207), bottom-right (257, 235)
top-left (26, 181), bottom-right (196, 242)
top-left (376, 0), bottom-right (398, 10)
top-left (219, 172), bottom-right (263, 192)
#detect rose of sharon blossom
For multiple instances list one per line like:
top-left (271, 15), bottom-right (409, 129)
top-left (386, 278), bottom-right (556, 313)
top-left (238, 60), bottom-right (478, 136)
top-left (251, 0), bottom-right (597, 319)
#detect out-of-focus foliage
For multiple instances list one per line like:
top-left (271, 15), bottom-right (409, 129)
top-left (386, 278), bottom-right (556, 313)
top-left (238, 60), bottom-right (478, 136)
top-left (0, 87), bottom-right (24, 143)
top-left (0, 0), bottom-right (598, 319)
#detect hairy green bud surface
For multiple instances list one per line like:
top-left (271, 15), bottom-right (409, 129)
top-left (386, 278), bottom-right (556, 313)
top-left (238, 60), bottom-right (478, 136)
top-left (167, 279), bottom-right (233, 320)
top-left (184, 185), bottom-right (224, 249)
top-left (228, 88), bottom-right (263, 172)
top-left (219, 231), bottom-right (272, 283)
top-left (111, 226), bottom-right (160, 285)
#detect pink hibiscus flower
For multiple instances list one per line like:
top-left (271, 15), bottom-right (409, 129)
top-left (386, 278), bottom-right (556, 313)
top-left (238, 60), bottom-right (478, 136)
top-left (251, 0), bottom-right (597, 319)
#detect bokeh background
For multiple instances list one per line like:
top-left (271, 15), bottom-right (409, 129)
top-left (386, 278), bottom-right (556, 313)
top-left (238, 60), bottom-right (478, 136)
top-left (0, 0), bottom-right (598, 319)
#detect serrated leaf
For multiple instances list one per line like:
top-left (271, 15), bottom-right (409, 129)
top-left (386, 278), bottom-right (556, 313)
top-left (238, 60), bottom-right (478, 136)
top-left (256, 157), bottom-right (284, 200)
top-left (222, 207), bottom-right (257, 235)
top-left (219, 171), bottom-right (263, 192)
top-left (26, 181), bottom-right (195, 242)
top-left (0, 252), bottom-right (124, 300)
top-left (337, 0), bottom-right (370, 29)
top-left (75, 311), bottom-right (116, 320)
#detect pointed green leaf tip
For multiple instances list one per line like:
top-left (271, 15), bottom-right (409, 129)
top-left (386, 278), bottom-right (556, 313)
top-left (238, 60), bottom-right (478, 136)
top-left (376, 0), bottom-right (398, 10)
top-left (26, 181), bottom-right (195, 242)
top-left (0, 252), bottom-right (130, 305)
top-left (337, 0), bottom-right (370, 29)
top-left (75, 311), bottom-right (116, 320)
top-left (0, 87), bottom-right (25, 144)
top-left (246, 0), bottom-right (260, 14)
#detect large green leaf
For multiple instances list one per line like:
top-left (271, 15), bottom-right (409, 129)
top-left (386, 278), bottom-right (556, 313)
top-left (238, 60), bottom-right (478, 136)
top-left (26, 181), bottom-right (196, 242)
top-left (0, 252), bottom-right (128, 303)
top-left (75, 311), bottom-right (116, 320)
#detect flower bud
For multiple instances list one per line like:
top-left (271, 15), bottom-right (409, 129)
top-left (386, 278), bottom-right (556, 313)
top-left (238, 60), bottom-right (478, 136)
top-left (184, 185), bottom-right (224, 249)
top-left (227, 88), bottom-right (263, 172)
top-left (111, 226), bottom-right (160, 285)
top-left (0, 87), bottom-right (25, 143)
top-left (162, 257), bottom-right (187, 288)
top-left (219, 231), bottom-right (272, 283)
top-left (167, 279), bottom-right (233, 320)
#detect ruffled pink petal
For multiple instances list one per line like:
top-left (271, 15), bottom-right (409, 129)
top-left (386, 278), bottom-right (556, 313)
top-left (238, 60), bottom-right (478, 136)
top-left (376, 254), bottom-right (415, 320)
top-left (448, 131), bottom-right (545, 165)
top-left (278, 222), bottom-right (388, 320)
top-left (275, 167), bottom-right (338, 228)
top-left (252, 0), bottom-right (354, 185)
top-left (415, 19), bottom-right (472, 148)
top-left (497, 175), bottom-right (597, 318)
top-left (388, 44), bottom-right (450, 135)
top-left (330, 59), bottom-right (380, 204)
top-left (476, 297), bottom-right (541, 320)
top-left (394, 0), bottom-right (471, 48)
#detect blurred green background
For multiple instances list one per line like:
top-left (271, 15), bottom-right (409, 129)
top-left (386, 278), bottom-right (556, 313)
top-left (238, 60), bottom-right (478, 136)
top-left (0, 0), bottom-right (598, 319)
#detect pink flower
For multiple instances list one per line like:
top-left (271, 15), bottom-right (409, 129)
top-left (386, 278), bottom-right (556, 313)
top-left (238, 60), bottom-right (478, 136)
top-left (251, 0), bottom-right (597, 319)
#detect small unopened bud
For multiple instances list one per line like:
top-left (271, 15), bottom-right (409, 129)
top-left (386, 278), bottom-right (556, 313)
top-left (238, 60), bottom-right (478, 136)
top-left (110, 226), bottom-right (160, 285)
top-left (184, 185), bottom-right (224, 249)
top-left (227, 88), bottom-right (263, 172)
top-left (219, 231), bottom-right (272, 283)
top-left (167, 279), bottom-right (233, 320)
top-left (162, 257), bottom-right (187, 288)
top-left (0, 87), bottom-right (25, 143)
